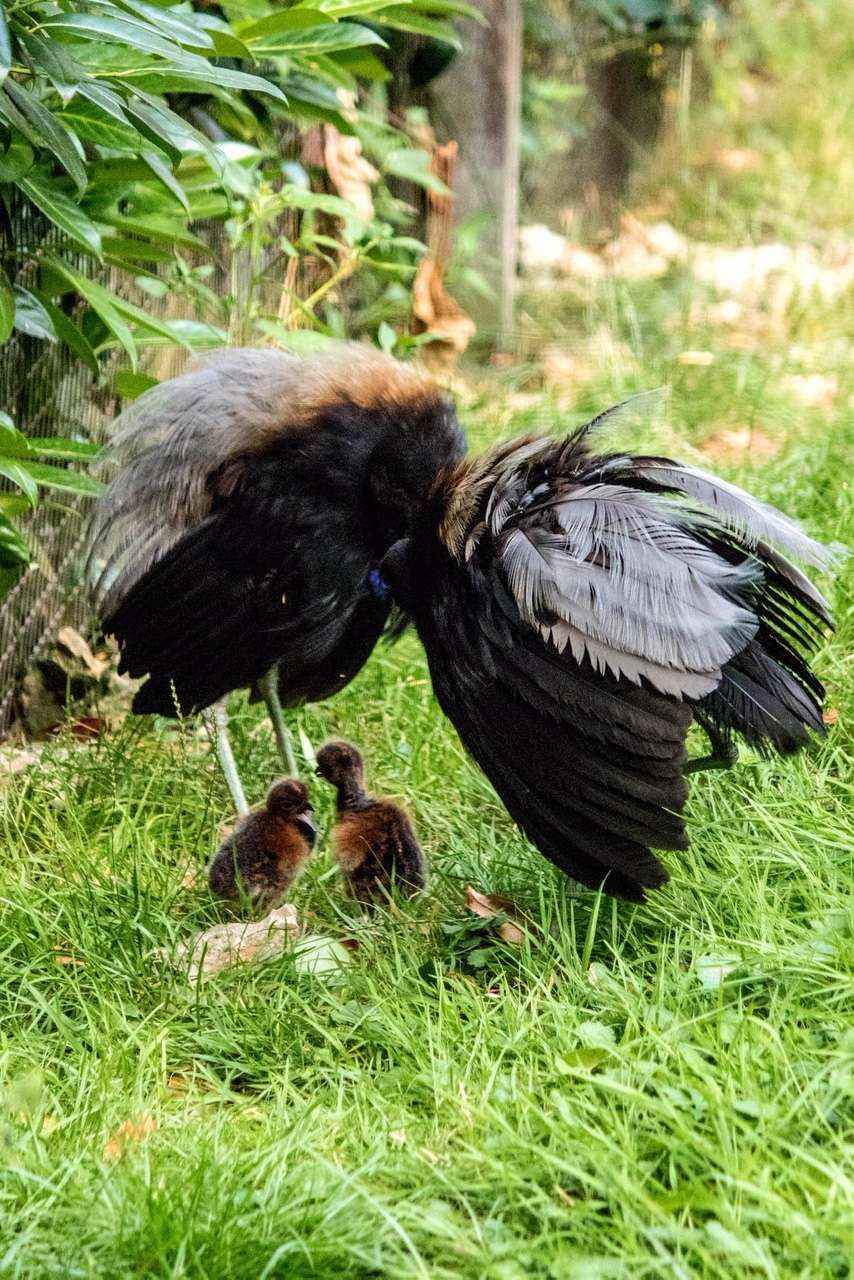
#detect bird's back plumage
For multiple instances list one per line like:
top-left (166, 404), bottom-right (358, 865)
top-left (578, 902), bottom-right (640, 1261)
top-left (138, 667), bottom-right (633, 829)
top-left (89, 345), bottom-right (464, 715)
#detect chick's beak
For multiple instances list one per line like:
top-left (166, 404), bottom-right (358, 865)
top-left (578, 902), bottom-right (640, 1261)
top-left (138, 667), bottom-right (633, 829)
top-left (297, 809), bottom-right (316, 841)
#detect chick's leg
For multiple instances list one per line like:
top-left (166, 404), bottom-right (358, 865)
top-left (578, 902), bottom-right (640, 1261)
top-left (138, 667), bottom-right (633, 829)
top-left (203, 699), bottom-right (250, 816)
top-left (258, 667), bottom-right (298, 777)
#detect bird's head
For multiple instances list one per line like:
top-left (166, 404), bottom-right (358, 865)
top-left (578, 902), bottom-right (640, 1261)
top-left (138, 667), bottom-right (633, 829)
top-left (266, 778), bottom-right (312, 822)
top-left (368, 394), bottom-right (466, 537)
top-left (315, 740), bottom-right (364, 788)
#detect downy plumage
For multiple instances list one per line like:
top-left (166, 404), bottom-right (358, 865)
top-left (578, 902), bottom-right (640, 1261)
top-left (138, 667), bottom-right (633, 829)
top-left (90, 348), bottom-right (838, 899)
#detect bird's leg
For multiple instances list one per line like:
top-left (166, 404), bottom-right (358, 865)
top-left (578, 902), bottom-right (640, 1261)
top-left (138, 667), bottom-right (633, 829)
top-left (684, 726), bottom-right (739, 775)
top-left (203, 699), bottom-right (250, 816)
top-left (258, 667), bottom-right (298, 777)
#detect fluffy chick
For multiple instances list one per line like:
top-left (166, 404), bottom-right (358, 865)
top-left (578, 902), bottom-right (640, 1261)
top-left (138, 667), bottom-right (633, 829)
top-left (315, 740), bottom-right (426, 903)
top-left (208, 778), bottom-right (315, 912)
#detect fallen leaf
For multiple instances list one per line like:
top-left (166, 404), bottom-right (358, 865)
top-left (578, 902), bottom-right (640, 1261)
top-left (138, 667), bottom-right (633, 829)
top-left (103, 1113), bottom-right (157, 1163)
top-left (678, 350), bottom-right (716, 366)
top-left (0, 744), bottom-right (44, 778)
top-left (782, 373), bottom-right (838, 409)
top-left (695, 951), bottom-right (741, 990)
top-left (714, 146), bottom-right (761, 172)
top-left (411, 256), bottom-right (476, 370)
top-left (157, 905), bottom-right (300, 982)
top-left (700, 427), bottom-right (779, 462)
top-left (56, 627), bottom-right (109, 678)
top-left (166, 1072), bottom-right (190, 1094)
top-left (46, 716), bottom-right (109, 740)
top-left (54, 950), bottom-right (85, 968)
top-left (293, 935), bottom-right (352, 977)
top-left (823, 708), bottom-right (839, 726)
top-left (465, 886), bottom-right (529, 944)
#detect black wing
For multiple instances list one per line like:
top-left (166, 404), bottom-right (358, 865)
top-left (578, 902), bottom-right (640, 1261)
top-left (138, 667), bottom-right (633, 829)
top-left (392, 531), bottom-right (691, 899)
top-left (386, 420), bottom-right (835, 898)
top-left (106, 442), bottom-right (389, 716)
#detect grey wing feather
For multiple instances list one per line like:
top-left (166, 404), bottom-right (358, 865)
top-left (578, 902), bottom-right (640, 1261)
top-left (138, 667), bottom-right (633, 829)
top-left (496, 482), bottom-right (760, 699)
top-left (627, 457), bottom-right (841, 571)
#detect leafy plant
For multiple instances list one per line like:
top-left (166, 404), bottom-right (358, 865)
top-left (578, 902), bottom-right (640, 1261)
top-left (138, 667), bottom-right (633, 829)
top-left (0, 0), bottom-right (474, 598)
top-left (0, 410), bottom-right (101, 594)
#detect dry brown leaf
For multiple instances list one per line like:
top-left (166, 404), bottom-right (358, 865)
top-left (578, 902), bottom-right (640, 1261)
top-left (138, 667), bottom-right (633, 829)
top-left (47, 716), bottom-right (109, 740)
top-left (714, 147), bottom-right (761, 173)
top-left (323, 126), bottom-right (379, 225)
top-left (54, 951), bottom-right (85, 968)
top-left (157, 905), bottom-right (300, 982)
top-left (465, 886), bottom-right (528, 945)
top-left (411, 256), bottom-right (476, 370)
top-left (678, 350), bottom-right (716, 366)
top-left (782, 373), bottom-right (839, 409)
top-left (700, 427), bottom-right (779, 463)
top-left (56, 627), bottom-right (109, 679)
top-left (0, 744), bottom-right (44, 778)
top-left (823, 708), bottom-right (839, 727)
top-left (103, 1113), bottom-right (157, 1163)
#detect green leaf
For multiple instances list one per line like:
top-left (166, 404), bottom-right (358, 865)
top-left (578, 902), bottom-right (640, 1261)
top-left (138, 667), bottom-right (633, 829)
top-left (45, 256), bottom-right (137, 367)
top-left (15, 459), bottom-right (102, 498)
top-left (142, 152), bottom-right (190, 214)
top-left (249, 21), bottom-right (385, 54)
top-left (367, 6), bottom-right (461, 44)
top-left (101, 236), bottom-right (174, 264)
top-left (39, 13), bottom-right (192, 62)
top-left (19, 34), bottom-right (85, 104)
top-left (0, 515), bottom-right (31, 569)
top-left (109, 0), bottom-right (216, 50)
top-left (237, 8), bottom-right (335, 38)
top-left (3, 80), bottom-right (87, 193)
top-left (104, 318), bottom-right (226, 350)
top-left (0, 493), bottom-right (33, 519)
top-left (0, 412), bottom-right (31, 458)
top-left (18, 173), bottom-right (103, 258)
top-left (0, 7), bottom-right (10, 88)
top-left (377, 320), bottom-right (397, 354)
top-left (115, 370), bottom-right (158, 400)
top-left (0, 269), bottom-right (14, 344)
top-left (0, 137), bottom-right (34, 183)
top-left (41, 299), bottom-right (100, 375)
top-left (309, 0), bottom-right (411, 13)
top-left (27, 437), bottom-right (102, 462)
top-left (383, 147), bottom-right (449, 193)
top-left (56, 101), bottom-right (148, 153)
top-left (0, 461), bottom-right (38, 507)
top-left (14, 287), bottom-right (58, 342)
top-left (194, 15), bottom-right (253, 60)
top-left (406, 0), bottom-right (485, 20)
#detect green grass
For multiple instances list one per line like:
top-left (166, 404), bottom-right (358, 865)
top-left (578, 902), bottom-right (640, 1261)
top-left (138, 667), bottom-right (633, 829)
top-left (2, 9), bottom-right (854, 1277)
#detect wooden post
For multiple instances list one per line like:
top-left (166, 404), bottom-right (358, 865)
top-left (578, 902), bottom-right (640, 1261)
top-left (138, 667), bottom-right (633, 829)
top-left (431, 0), bottom-right (522, 352)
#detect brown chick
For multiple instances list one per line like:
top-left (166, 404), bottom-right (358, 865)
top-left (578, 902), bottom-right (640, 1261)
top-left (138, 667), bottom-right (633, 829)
top-left (315, 740), bottom-right (427, 903)
top-left (208, 778), bottom-right (316, 913)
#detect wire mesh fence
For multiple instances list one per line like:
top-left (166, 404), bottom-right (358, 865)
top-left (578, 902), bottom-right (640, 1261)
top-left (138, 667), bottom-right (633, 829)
top-left (0, 199), bottom-right (120, 735)
top-left (0, 169), bottom-right (327, 737)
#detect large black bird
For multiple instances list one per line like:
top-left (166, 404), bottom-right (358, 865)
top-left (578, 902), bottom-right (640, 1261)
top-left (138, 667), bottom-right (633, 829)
top-left (89, 346), bottom-right (836, 897)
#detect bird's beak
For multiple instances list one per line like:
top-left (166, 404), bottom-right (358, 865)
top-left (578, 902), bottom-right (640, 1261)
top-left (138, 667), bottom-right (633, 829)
top-left (297, 810), bottom-right (316, 839)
